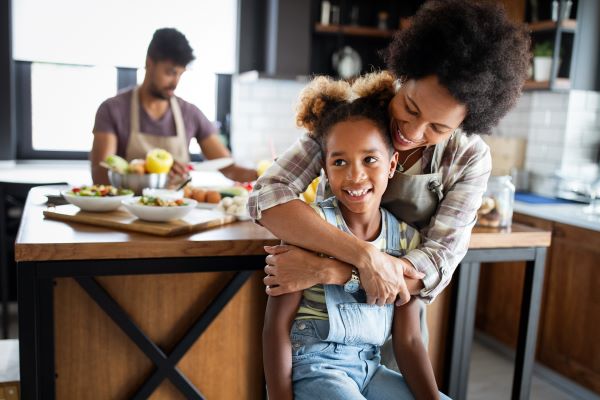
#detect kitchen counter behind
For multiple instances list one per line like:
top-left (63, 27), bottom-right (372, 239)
top-left (514, 200), bottom-right (600, 232)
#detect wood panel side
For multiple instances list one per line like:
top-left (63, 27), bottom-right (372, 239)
top-left (54, 272), bottom-right (266, 400)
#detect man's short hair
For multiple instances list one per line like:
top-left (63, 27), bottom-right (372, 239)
top-left (147, 28), bottom-right (195, 67)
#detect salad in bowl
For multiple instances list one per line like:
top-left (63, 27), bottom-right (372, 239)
top-left (62, 185), bottom-right (133, 212)
top-left (122, 196), bottom-right (197, 222)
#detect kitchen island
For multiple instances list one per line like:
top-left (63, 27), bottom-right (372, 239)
top-left (16, 186), bottom-right (551, 399)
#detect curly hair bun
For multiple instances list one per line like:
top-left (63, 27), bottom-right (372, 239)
top-left (351, 71), bottom-right (396, 109)
top-left (295, 76), bottom-right (351, 133)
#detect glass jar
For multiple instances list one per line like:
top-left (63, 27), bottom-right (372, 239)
top-left (477, 176), bottom-right (515, 228)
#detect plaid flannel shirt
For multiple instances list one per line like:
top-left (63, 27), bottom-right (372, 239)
top-left (248, 131), bottom-right (491, 303)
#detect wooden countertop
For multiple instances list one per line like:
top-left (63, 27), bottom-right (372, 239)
top-left (15, 186), bottom-right (279, 262)
top-left (15, 186), bottom-right (551, 262)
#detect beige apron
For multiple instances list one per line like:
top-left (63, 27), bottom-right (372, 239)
top-left (125, 86), bottom-right (190, 163)
top-left (381, 141), bottom-right (446, 229)
top-left (379, 139), bottom-right (450, 371)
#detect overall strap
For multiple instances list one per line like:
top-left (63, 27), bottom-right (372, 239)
top-left (317, 197), bottom-right (339, 227)
top-left (383, 208), bottom-right (402, 258)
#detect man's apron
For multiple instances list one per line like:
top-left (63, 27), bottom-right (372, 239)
top-left (125, 86), bottom-right (190, 164)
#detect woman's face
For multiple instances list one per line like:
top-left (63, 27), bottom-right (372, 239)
top-left (388, 75), bottom-right (467, 151)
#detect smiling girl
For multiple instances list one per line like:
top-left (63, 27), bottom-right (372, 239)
top-left (263, 72), bottom-right (449, 400)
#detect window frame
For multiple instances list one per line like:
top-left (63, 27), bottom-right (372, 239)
top-left (15, 61), bottom-right (138, 160)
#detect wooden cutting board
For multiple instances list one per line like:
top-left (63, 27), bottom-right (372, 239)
top-left (43, 205), bottom-right (237, 237)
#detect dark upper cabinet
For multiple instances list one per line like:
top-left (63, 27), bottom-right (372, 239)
top-left (237, 0), bottom-right (311, 77)
top-left (525, 0), bottom-right (600, 91)
top-left (236, 0), bottom-right (423, 79)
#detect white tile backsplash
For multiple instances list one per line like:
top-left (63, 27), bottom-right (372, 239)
top-left (495, 90), bottom-right (600, 185)
top-left (231, 75), bottom-right (305, 165)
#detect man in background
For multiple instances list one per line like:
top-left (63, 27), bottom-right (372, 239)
top-left (90, 27), bottom-right (257, 184)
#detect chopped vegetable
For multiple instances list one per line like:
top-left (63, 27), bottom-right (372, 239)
top-left (137, 196), bottom-right (188, 207)
top-left (67, 185), bottom-right (132, 197)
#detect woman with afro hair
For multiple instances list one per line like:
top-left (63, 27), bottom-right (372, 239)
top-left (250, 0), bottom-right (530, 339)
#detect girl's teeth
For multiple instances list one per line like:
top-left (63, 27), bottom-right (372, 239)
top-left (347, 189), bottom-right (369, 196)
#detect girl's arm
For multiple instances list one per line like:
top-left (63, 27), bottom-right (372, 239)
top-left (393, 299), bottom-right (439, 400)
top-left (263, 291), bottom-right (303, 400)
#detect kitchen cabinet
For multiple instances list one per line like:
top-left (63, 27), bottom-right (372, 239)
top-left (308, 0), bottom-right (424, 77)
top-left (524, 0), bottom-right (600, 91)
top-left (237, 0), bottom-right (425, 78)
top-left (475, 212), bottom-right (600, 395)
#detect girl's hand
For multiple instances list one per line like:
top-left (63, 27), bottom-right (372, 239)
top-left (359, 244), bottom-right (425, 306)
top-left (263, 245), bottom-right (350, 296)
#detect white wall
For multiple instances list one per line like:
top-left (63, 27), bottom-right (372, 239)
top-left (230, 74), bottom-right (307, 165)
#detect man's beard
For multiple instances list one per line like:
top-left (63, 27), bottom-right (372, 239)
top-left (149, 83), bottom-right (173, 100)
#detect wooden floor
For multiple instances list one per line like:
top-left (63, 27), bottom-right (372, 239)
top-left (3, 302), bottom-right (593, 399)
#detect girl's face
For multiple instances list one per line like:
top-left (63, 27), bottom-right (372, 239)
top-left (388, 75), bottom-right (467, 151)
top-left (324, 119), bottom-right (398, 216)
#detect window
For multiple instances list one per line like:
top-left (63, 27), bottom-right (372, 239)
top-left (12, 0), bottom-right (236, 158)
top-left (31, 63), bottom-right (117, 152)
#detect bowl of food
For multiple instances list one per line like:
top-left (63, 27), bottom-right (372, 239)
top-left (142, 188), bottom-right (184, 201)
top-left (121, 196), bottom-right (197, 222)
top-left (62, 185), bottom-right (134, 212)
top-left (104, 152), bottom-right (172, 195)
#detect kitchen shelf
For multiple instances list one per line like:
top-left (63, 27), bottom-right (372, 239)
top-left (523, 78), bottom-right (571, 90)
top-left (528, 19), bottom-right (577, 33)
top-left (314, 23), bottom-right (396, 38)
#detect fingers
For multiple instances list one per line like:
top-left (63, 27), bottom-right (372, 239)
top-left (263, 245), bottom-right (289, 254)
top-left (265, 285), bottom-right (283, 296)
top-left (263, 274), bottom-right (278, 286)
top-left (365, 294), bottom-right (375, 305)
top-left (403, 264), bottom-right (425, 279)
top-left (264, 264), bottom-right (276, 275)
top-left (385, 293), bottom-right (396, 305)
top-left (394, 285), bottom-right (411, 306)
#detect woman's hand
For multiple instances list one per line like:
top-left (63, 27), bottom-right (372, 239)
top-left (263, 245), bottom-right (352, 296)
top-left (358, 244), bottom-right (425, 306)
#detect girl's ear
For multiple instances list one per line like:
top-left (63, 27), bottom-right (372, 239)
top-left (389, 152), bottom-right (399, 179)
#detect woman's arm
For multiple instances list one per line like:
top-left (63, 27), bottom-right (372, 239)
top-left (263, 291), bottom-right (302, 400)
top-left (404, 136), bottom-right (492, 303)
top-left (393, 299), bottom-right (439, 399)
top-left (263, 244), bottom-right (424, 296)
top-left (250, 135), bottom-right (423, 305)
top-left (260, 201), bottom-right (422, 305)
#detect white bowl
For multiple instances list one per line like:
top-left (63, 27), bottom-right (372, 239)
top-left (62, 191), bottom-right (134, 212)
top-left (142, 188), bottom-right (184, 201)
top-left (122, 197), bottom-right (197, 222)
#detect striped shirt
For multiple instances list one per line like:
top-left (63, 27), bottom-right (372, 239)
top-left (248, 131), bottom-right (491, 303)
top-left (296, 201), bottom-right (420, 321)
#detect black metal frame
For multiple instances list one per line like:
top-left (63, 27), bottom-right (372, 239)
top-left (18, 255), bottom-right (266, 399)
top-left (444, 247), bottom-right (547, 400)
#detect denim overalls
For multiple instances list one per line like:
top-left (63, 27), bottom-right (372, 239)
top-left (291, 198), bottom-right (451, 399)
